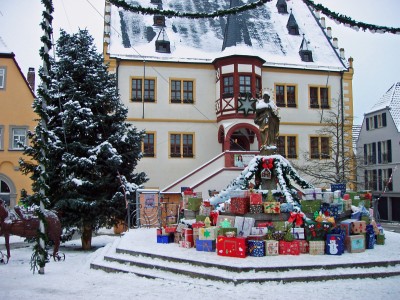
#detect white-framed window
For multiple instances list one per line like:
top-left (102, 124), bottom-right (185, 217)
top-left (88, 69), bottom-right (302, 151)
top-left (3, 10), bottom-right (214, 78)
top-left (0, 67), bottom-right (6, 89)
top-left (9, 126), bottom-right (28, 150)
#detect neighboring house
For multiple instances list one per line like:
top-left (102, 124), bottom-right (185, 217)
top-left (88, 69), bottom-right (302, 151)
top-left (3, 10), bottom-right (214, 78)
top-left (356, 82), bottom-right (400, 222)
top-left (0, 36), bottom-right (36, 207)
top-left (103, 0), bottom-right (354, 196)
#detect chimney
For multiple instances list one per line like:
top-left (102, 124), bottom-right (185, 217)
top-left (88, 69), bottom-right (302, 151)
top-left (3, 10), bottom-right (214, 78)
top-left (326, 27), bottom-right (332, 39)
top-left (320, 17), bottom-right (326, 29)
top-left (27, 67), bottom-right (35, 92)
top-left (340, 48), bottom-right (345, 59)
top-left (332, 37), bottom-right (338, 49)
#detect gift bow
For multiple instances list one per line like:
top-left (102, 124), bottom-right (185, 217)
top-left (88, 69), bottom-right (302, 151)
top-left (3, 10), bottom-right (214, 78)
top-left (288, 211), bottom-right (305, 227)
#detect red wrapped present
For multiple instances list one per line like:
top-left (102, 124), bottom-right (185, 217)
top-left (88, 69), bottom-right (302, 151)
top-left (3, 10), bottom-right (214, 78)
top-left (257, 221), bottom-right (273, 228)
top-left (230, 197), bottom-right (250, 215)
top-left (183, 228), bottom-right (193, 245)
top-left (191, 222), bottom-right (205, 228)
top-left (183, 188), bottom-right (194, 195)
top-left (203, 200), bottom-right (211, 207)
top-left (163, 225), bottom-right (177, 233)
top-left (298, 240), bottom-right (309, 254)
top-left (278, 240), bottom-right (300, 255)
top-left (250, 193), bottom-right (262, 205)
top-left (217, 236), bottom-right (247, 258)
top-left (210, 210), bottom-right (219, 226)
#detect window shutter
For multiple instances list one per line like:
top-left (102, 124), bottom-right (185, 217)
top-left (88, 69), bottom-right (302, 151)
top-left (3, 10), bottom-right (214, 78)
top-left (382, 113), bottom-right (387, 127)
top-left (378, 169), bottom-right (382, 191)
top-left (372, 169), bottom-right (377, 191)
top-left (387, 140), bottom-right (392, 163)
top-left (374, 115), bottom-right (378, 129)
top-left (366, 118), bottom-right (369, 131)
top-left (377, 142), bottom-right (381, 164)
top-left (372, 142), bottom-right (376, 164)
top-left (363, 144), bottom-right (367, 165)
top-left (364, 169), bottom-right (368, 189)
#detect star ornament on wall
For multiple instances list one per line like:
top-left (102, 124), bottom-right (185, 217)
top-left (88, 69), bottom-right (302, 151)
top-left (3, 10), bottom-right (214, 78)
top-left (237, 94), bottom-right (257, 115)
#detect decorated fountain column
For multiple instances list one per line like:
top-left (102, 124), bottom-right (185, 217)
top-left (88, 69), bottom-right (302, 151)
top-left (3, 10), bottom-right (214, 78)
top-left (254, 92), bottom-right (280, 191)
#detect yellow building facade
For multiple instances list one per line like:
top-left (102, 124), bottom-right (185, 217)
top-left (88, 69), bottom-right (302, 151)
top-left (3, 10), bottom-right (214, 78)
top-left (0, 47), bottom-right (36, 207)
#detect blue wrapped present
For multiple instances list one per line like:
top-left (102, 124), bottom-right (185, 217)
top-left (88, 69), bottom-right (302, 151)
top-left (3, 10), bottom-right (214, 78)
top-left (247, 240), bottom-right (265, 257)
top-left (195, 239), bottom-right (216, 252)
top-left (366, 232), bottom-right (375, 249)
top-left (157, 234), bottom-right (173, 244)
top-left (326, 234), bottom-right (344, 255)
top-left (351, 211), bottom-right (361, 220)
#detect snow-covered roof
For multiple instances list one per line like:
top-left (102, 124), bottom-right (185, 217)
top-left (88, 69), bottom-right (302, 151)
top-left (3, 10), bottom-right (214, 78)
top-left (368, 82), bottom-right (400, 131)
top-left (107, 0), bottom-right (348, 71)
top-left (0, 36), bottom-right (11, 54)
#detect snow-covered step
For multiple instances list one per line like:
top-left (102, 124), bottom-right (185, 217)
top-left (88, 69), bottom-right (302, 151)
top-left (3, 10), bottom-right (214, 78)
top-left (90, 234), bottom-right (400, 284)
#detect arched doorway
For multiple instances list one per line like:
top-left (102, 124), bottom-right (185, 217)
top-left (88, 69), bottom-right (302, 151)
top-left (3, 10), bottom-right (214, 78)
top-left (0, 174), bottom-right (17, 207)
top-left (224, 123), bottom-right (260, 152)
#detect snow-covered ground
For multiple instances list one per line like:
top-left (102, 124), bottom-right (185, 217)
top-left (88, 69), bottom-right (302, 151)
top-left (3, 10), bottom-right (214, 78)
top-left (1, 228), bottom-right (400, 300)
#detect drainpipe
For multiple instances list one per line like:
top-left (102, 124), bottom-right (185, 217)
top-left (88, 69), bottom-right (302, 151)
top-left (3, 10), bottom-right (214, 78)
top-left (116, 58), bottom-right (120, 93)
top-left (340, 72), bottom-right (345, 182)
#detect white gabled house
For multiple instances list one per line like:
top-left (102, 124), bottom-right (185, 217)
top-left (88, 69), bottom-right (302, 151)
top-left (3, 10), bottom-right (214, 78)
top-left (356, 82), bottom-right (400, 221)
top-left (103, 0), bottom-right (354, 197)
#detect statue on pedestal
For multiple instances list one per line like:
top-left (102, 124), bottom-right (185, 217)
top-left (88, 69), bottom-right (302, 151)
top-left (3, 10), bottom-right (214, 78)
top-left (254, 92), bottom-right (280, 155)
top-left (254, 92), bottom-right (280, 190)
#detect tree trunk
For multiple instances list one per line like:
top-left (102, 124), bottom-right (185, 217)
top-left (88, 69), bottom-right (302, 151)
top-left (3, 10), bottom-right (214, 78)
top-left (81, 223), bottom-right (92, 250)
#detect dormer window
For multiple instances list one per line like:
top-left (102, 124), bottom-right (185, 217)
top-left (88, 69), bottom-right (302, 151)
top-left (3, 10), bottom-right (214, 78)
top-left (155, 28), bottom-right (170, 53)
top-left (287, 10), bottom-right (299, 35)
top-left (299, 34), bottom-right (313, 62)
top-left (276, 0), bottom-right (288, 13)
top-left (153, 15), bottom-right (165, 27)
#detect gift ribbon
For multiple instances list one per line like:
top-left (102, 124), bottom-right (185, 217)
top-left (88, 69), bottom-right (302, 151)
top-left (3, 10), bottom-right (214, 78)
top-left (288, 212), bottom-right (304, 227)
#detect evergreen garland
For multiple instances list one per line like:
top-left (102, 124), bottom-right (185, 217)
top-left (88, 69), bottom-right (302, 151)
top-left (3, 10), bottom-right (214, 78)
top-left (108, 0), bottom-right (271, 19)
top-left (304, 0), bottom-right (400, 34)
top-left (108, 0), bottom-right (400, 34)
top-left (31, 0), bottom-right (54, 274)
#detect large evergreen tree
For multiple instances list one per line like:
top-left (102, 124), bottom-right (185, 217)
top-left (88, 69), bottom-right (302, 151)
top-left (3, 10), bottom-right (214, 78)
top-left (20, 29), bottom-right (147, 250)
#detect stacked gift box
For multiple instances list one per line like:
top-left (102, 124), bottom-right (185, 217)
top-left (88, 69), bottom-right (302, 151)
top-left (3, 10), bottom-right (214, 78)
top-left (155, 186), bottom-right (386, 260)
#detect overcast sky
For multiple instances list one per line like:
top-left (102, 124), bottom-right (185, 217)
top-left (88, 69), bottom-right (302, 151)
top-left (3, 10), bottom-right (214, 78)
top-left (0, 0), bottom-right (399, 125)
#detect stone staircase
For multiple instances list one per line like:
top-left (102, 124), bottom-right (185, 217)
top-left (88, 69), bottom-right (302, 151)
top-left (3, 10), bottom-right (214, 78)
top-left (90, 237), bottom-right (400, 285)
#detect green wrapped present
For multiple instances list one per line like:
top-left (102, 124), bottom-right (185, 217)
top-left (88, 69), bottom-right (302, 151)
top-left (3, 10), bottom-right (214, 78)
top-left (300, 200), bottom-right (322, 213)
top-left (188, 197), bottom-right (202, 211)
top-left (304, 219), bottom-right (331, 241)
top-left (352, 197), bottom-right (370, 209)
top-left (361, 215), bottom-right (371, 224)
top-left (376, 233), bottom-right (385, 245)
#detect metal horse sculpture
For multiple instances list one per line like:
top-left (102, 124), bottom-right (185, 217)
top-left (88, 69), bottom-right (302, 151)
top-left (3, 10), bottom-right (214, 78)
top-left (0, 200), bottom-right (62, 263)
